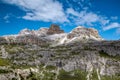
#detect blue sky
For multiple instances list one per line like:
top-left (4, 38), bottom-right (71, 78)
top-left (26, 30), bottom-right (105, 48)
top-left (0, 0), bottom-right (120, 40)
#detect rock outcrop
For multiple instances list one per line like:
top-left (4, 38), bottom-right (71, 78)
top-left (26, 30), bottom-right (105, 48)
top-left (47, 24), bottom-right (64, 35)
top-left (0, 37), bottom-right (7, 44)
top-left (19, 28), bottom-right (49, 37)
top-left (19, 28), bottom-right (32, 35)
top-left (67, 26), bottom-right (102, 40)
top-left (37, 28), bottom-right (48, 36)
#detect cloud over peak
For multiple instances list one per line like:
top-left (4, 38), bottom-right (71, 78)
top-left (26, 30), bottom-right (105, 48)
top-left (66, 8), bottom-right (109, 27)
top-left (103, 23), bottom-right (120, 31)
top-left (2, 0), bottom-right (68, 23)
top-left (2, 0), bottom-right (120, 33)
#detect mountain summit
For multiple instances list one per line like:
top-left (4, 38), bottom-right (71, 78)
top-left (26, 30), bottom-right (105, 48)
top-left (1, 24), bottom-right (103, 45)
top-left (47, 24), bottom-right (64, 35)
top-left (67, 26), bottom-right (102, 40)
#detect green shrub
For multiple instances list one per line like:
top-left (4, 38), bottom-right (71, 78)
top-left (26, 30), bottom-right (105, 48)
top-left (12, 78), bottom-right (17, 80)
top-left (99, 50), bottom-right (110, 58)
top-left (0, 69), bottom-right (12, 74)
top-left (46, 65), bottom-right (56, 70)
top-left (58, 69), bottom-right (72, 80)
top-left (42, 72), bottom-right (56, 80)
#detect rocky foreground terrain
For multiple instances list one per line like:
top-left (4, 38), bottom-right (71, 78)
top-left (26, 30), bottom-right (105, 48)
top-left (0, 24), bottom-right (120, 80)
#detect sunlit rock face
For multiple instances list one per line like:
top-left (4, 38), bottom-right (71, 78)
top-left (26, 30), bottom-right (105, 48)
top-left (19, 28), bottom-right (32, 35)
top-left (67, 26), bottom-right (102, 40)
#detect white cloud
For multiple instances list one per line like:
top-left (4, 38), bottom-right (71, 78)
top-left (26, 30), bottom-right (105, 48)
top-left (65, 0), bottom-right (91, 10)
top-left (77, 12), bottom-right (99, 25)
top-left (2, 0), bottom-right (120, 33)
top-left (111, 16), bottom-right (118, 20)
top-left (3, 14), bottom-right (10, 23)
top-left (66, 8), bottom-right (109, 26)
top-left (66, 8), bottom-right (120, 32)
top-left (66, 8), bottom-right (79, 16)
top-left (2, 0), bottom-right (68, 23)
top-left (103, 22), bottom-right (120, 31)
top-left (2, 0), bottom-right (111, 26)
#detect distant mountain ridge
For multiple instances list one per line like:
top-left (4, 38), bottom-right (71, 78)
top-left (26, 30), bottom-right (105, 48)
top-left (0, 24), bottom-right (103, 45)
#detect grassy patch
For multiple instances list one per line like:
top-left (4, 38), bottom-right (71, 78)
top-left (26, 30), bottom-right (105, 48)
top-left (91, 69), bottom-right (98, 80)
top-left (42, 71), bottom-right (56, 80)
top-left (46, 65), bottom-right (57, 70)
top-left (5, 45), bottom-right (24, 54)
top-left (58, 69), bottom-right (87, 80)
top-left (0, 58), bottom-right (10, 66)
top-left (7, 49), bottom-right (17, 54)
top-left (58, 69), bottom-right (73, 80)
top-left (70, 51), bottom-right (79, 55)
top-left (11, 64), bottom-right (36, 69)
top-left (99, 50), bottom-right (120, 60)
top-left (101, 75), bottom-right (120, 80)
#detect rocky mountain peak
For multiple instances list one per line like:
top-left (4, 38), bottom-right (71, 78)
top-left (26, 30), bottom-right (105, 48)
top-left (39, 28), bottom-right (48, 32)
top-left (47, 24), bottom-right (64, 35)
top-left (19, 28), bottom-right (32, 35)
top-left (36, 28), bottom-right (48, 36)
top-left (67, 26), bottom-right (102, 40)
top-left (19, 28), bottom-right (49, 36)
top-left (88, 28), bottom-right (100, 38)
top-left (75, 26), bottom-right (84, 29)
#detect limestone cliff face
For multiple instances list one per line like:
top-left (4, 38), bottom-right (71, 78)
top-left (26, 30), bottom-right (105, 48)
top-left (0, 41), bottom-right (120, 80)
top-left (19, 28), bottom-right (48, 36)
top-left (0, 37), bottom-right (7, 44)
top-left (47, 24), bottom-right (64, 35)
top-left (67, 26), bottom-right (102, 40)
top-left (37, 28), bottom-right (48, 36)
top-left (19, 28), bottom-right (32, 35)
